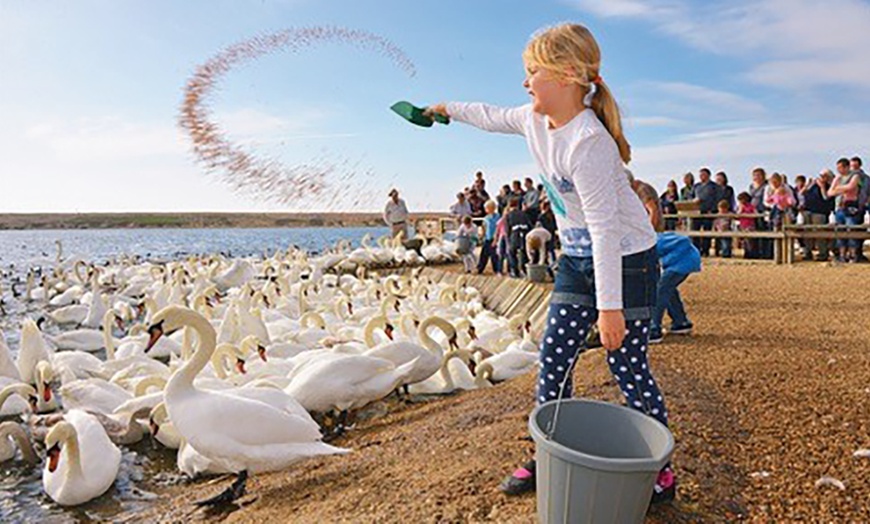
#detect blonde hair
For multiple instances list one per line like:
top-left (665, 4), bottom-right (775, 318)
top-left (523, 23), bottom-right (631, 163)
top-left (484, 200), bottom-right (497, 213)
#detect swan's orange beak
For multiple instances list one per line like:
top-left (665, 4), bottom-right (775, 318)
top-left (43, 383), bottom-right (52, 403)
top-left (149, 417), bottom-right (160, 437)
top-left (47, 444), bottom-right (61, 472)
top-left (28, 395), bottom-right (38, 412)
top-left (257, 345), bottom-right (267, 362)
top-left (468, 325), bottom-right (478, 340)
top-left (145, 321), bottom-right (164, 353)
top-left (384, 324), bottom-right (394, 341)
top-left (235, 358), bottom-right (247, 375)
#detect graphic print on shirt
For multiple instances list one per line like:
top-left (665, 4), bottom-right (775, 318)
top-left (539, 174), bottom-right (567, 217)
top-left (560, 227), bottom-right (593, 257)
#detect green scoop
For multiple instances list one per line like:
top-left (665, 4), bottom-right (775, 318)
top-left (390, 101), bottom-right (450, 127)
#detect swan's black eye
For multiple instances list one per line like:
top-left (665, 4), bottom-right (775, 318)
top-left (147, 320), bottom-right (165, 336)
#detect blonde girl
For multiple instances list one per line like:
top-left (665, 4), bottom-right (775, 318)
top-left (427, 23), bottom-right (674, 503)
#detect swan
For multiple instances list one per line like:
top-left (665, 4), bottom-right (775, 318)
top-left (17, 319), bottom-right (51, 384)
top-left (60, 378), bottom-right (133, 415)
top-left (0, 421), bottom-right (37, 464)
top-left (0, 330), bottom-right (21, 380)
top-left (43, 409), bottom-right (121, 506)
top-left (364, 316), bottom-right (458, 389)
top-left (34, 361), bottom-right (60, 413)
top-left (0, 383), bottom-right (37, 417)
top-left (284, 354), bottom-right (417, 414)
top-left (47, 303), bottom-right (89, 325)
top-left (144, 306), bottom-right (348, 505)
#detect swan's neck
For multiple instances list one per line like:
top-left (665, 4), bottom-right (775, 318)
top-left (7, 425), bottom-right (35, 463)
top-left (170, 313), bottom-right (216, 393)
top-left (62, 431), bottom-right (84, 482)
top-left (103, 316), bottom-right (115, 360)
top-left (419, 319), bottom-right (448, 356)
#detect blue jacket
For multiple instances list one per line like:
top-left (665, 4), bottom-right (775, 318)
top-left (656, 233), bottom-right (701, 275)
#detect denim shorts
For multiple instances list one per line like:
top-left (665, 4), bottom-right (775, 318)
top-left (550, 247), bottom-right (660, 321)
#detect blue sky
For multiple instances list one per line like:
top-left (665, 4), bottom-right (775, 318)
top-left (2, 0), bottom-right (870, 213)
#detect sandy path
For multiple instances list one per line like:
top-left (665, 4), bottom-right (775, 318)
top-left (142, 260), bottom-right (870, 523)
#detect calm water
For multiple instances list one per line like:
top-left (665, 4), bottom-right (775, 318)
top-left (0, 226), bottom-right (387, 523)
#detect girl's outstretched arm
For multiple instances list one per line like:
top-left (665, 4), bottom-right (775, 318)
top-left (427, 102), bottom-right (530, 135)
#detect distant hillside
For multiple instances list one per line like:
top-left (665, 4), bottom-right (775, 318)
top-left (0, 212), bottom-right (447, 230)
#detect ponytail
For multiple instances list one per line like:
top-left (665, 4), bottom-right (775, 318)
top-left (590, 81), bottom-right (631, 164)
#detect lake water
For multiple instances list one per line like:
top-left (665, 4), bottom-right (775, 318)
top-left (0, 226), bottom-right (388, 523)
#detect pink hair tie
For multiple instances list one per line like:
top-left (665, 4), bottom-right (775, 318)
top-left (591, 75), bottom-right (603, 85)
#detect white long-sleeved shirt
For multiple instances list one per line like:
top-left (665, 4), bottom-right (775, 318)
top-left (446, 102), bottom-right (656, 310)
top-left (383, 198), bottom-right (409, 225)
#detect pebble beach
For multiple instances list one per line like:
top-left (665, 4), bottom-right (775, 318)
top-left (134, 259), bottom-right (870, 523)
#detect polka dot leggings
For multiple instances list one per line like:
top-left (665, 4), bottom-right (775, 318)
top-left (536, 302), bottom-right (668, 427)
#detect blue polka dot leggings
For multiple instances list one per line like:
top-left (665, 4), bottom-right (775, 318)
top-left (537, 302), bottom-right (668, 427)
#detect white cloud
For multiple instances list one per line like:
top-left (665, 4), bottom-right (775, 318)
top-left (647, 82), bottom-right (766, 116)
top-left (574, 0), bottom-right (870, 89)
top-left (625, 116), bottom-right (684, 127)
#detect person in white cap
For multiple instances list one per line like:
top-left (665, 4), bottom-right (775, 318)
top-left (384, 188), bottom-right (409, 239)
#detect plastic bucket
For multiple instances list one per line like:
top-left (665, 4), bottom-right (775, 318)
top-left (529, 399), bottom-right (674, 524)
top-left (527, 263), bottom-right (548, 283)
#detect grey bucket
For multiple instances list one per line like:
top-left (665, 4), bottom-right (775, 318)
top-left (527, 264), bottom-right (548, 283)
top-left (529, 399), bottom-right (674, 524)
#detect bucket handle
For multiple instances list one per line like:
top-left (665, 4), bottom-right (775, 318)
top-left (544, 344), bottom-right (585, 441)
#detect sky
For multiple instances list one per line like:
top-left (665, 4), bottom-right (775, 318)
top-left (2, 0), bottom-right (870, 213)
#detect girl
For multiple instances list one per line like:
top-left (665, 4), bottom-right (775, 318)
top-left (660, 180), bottom-right (679, 231)
top-left (735, 191), bottom-right (757, 259)
top-left (764, 173), bottom-right (795, 230)
top-left (426, 23), bottom-right (674, 503)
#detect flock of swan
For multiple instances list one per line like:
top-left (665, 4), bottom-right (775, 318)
top-left (0, 235), bottom-right (539, 508)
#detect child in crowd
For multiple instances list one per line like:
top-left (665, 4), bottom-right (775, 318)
top-left (455, 215), bottom-right (478, 273)
top-left (505, 198), bottom-right (531, 277)
top-left (736, 192), bottom-right (757, 259)
top-left (650, 232), bottom-right (701, 343)
top-left (426, 22), bottom-right (675, 502)
top-left (477, 200), bottom-right (501, 274)
top-left (712, 199), bottom-right (732, 258)
top-left (765, 173), bottom-right (795, 230)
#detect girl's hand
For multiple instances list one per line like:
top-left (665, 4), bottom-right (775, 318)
top-left (424, 103), bottom-right (449, 119)
top-left (599, 309), bottom-right (626, 351)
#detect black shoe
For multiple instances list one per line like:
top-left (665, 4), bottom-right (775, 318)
top-left (648, 330), bottom-right (664, 344)
top-left (668, 322), bottom-right (693, 335)
top-left (500, 460), bottom-right (536, 496)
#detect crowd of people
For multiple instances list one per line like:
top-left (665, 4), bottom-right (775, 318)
top-left (448, 171), bottom-right (558, 277)
top-left (657, 158), bottom-right (870, 262)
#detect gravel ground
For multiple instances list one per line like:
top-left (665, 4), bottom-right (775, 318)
top-left (141, 260), bottom-right (870, 523)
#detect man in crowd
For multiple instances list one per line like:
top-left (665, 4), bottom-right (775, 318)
top-left (851, 157), bottom-right (869, 262)
top-left (450, 192), bottom-right (472, 219)
top-left (693, 167), bottom-right (723, 256)
top-left (383, 188), bottom-right (409, 240)
top-left (522, 177), bottom-right (540, 224)
top-left (801, 170), bottom-right (835, 261)
top-left (474, 171), bottom-right (490, 201)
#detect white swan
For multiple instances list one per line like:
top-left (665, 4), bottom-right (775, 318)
top-left (43, 409), bottom-right (121, 506)
top-left (0, 421), bottom-right (37, 464)
top-left (0, 383), bottom-right (36, 417)
top-left (60, 378), bottom-right (133, 415)
top-left (364, 316), bottom-right (457, 388)
top-left (0, 330), bottom-right (21, 380)
top-left (145, 306), bottom-right (348, 504)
